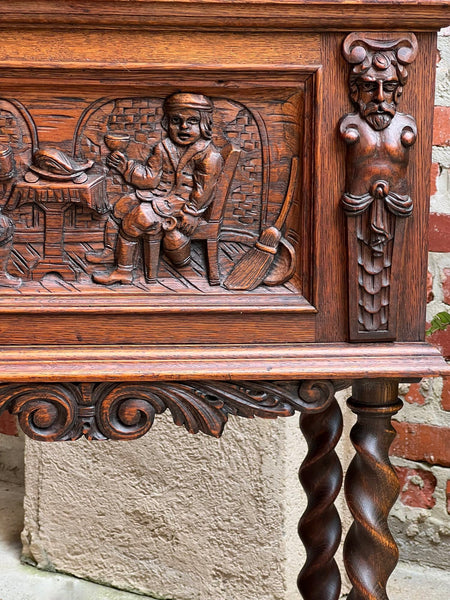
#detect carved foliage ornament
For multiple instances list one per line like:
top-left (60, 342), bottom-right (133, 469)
top-left (340, 33), bottom-right (418, 341)
top-left (0, 380), bottom-right (336, 442)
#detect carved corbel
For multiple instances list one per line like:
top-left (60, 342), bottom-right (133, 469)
top-left (340, 33), bottom-right (418, 341)
top-left (0, 379), bottom-right (337, 442)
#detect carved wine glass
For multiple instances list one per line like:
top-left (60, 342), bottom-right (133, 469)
top-left (104, 133), bottom-right (130, 153)
top-left (104, 133), bottom-right (130, 172)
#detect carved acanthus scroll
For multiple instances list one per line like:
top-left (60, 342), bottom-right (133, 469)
top-left (340, 33), bottom-right (418, 341)
top-left (0, 379), bottom-right (336, 442)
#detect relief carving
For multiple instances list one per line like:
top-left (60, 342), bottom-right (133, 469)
top-left (0, 380), bottom-right (335, 442)
top-left (92, 93), bottom-right (227, 285)
top-left (340, 33), bottom-right (418, 340)
top-left (0, 143), bottom-right (21, 287)
top-left (10, 149), bottom-right (105, 281)
top-left (0, 99), bottom-right (36, 287)
top-left (0, 90), bottom-right (301, 294)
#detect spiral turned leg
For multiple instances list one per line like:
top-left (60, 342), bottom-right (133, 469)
top-left (344, 380), bottom-right (402, 600)
top-left (298, 396), bottom-right (343, 600)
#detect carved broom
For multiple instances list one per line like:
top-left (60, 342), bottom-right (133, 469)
top-left (224, 156), bottom-right (298, 291)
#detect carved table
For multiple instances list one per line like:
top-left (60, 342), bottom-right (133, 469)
top-left (10, 171), bottom-right (107, 280)
top-left (0, 2), bottom-right (448, 599)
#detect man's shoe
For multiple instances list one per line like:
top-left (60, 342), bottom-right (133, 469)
top-left (93, 267), bottom-right (133, 285)
top-left (85, 247), bottom-right (115, 264)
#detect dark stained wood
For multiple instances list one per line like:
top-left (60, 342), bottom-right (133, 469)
top-left (340, 33), bottom-right (418, 341)
top-left (298, 391), bottom-right (343, 600)
top-left (0, 343), bottom-right (445, 382)
top-left (0, 379), bottom-right (338, 442)
top-left (396, 33), bottom-right (437, 342)
top-left (0, 3), bottom-right (447, 600)
top-left (0, 30), bottom-right (439, 345)
top-left (0, 313), bottom-right (316, 345)
top-left (344, 380), bottom-right (403, 600)
top-left (314, 32), bottom-right (348, 342)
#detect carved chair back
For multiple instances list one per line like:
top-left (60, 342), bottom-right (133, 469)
top-left (190, 144), bottom-right (240, 284)
top-left (192, 144), bottom-right (241, 236)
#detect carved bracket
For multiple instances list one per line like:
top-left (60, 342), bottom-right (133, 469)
top-left (0, 379), bottom-right (336, 442)
top-left (340, 33), bottom-right (418, 341)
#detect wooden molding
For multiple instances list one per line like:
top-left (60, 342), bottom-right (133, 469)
top-left (0, 2), bottom-right (447, 31)
top-left (0, 343), bottom-right (445, 382)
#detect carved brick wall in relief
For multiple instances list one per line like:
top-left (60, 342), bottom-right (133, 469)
top-left (0, 88), bottom-right (307, 295)
top-left (340, 33), bottom-right (418, 341)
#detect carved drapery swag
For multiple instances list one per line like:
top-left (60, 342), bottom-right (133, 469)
top-left (340, 33), bottom-right (418, 341)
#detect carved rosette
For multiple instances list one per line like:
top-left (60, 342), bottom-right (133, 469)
top-left (0, 379), bottom-right (337, 442)
top-left (340, 33), bottom-right (418, 341)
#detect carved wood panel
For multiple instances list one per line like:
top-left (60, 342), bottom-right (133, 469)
top-left (0, 6), bottom-right (445, 600)
top-left (0, 78), bottom-right (316, 299)
top-left (340, 33), bottom-right (418, 341)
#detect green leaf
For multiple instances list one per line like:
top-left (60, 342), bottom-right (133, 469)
top-left (426, 310), bottom-right (450, 336)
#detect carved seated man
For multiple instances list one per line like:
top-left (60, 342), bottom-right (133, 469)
top-left (93, 92), bottom-right (223, 285)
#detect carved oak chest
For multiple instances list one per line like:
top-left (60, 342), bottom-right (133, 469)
top-left (0, 2), bottom-right (448, 599)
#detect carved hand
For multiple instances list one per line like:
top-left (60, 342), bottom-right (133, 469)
top-left (106, 151), bottom-right (127, 174)
top-left (179, 212), bottom-right (199, 236)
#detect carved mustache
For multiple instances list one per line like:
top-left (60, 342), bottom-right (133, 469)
top-left (363, 101), bottom-right (396, 117)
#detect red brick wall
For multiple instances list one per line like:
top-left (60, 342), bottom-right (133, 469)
top-left (390, 29), bottom-right (450, 533)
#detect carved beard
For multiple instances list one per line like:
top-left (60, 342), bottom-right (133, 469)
top-left (360, 101), bottom-right (397, 130)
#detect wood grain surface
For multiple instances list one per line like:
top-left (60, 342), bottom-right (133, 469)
top-left (0, 1), bottom-right (447, 31)
top-left (0, 5), bottom-right (448, 599)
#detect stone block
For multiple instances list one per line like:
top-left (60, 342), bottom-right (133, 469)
top-left (22, 416), bottom-right (307, 599)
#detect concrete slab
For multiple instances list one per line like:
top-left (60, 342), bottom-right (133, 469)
top-left (387, 562), bottom-right (450, 600)
top-left (0, 482), bottom-right (151, 600)
top-left (0, 479), bottom-right (448, 600)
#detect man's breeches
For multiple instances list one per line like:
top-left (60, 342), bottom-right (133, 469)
top-left (114, 195), bottom-right (164, 239)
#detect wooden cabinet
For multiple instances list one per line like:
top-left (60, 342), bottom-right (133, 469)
top-left (0, 2), bottom-right (448, 598)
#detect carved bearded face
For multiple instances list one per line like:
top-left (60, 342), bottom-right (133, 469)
top-left (356, 63), bottom-right (400, 130)
top-left (167, 108), bottom-right (202, 146)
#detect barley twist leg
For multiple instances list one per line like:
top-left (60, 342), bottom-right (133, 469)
top-left (298, 395), bottom-right (343, 600)
top-left (344, 380), bottom-right (402, 600)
